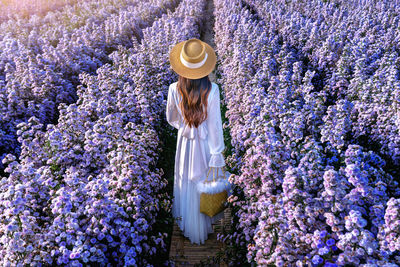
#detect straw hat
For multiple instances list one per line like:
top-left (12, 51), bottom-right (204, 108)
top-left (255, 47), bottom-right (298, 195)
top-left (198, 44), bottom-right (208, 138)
top-left (169, 38), bottom-right (216, 79)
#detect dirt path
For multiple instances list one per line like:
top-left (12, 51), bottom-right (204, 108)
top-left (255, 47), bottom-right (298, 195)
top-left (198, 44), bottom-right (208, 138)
top-left (168, 1), bottom-right (231, 266)
top-left (168, 207), bottom-right (231, 266)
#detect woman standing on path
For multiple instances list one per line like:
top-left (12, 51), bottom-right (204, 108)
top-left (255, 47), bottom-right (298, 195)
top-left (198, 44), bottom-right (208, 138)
top-left (166, 38), bottom-right (226, 245)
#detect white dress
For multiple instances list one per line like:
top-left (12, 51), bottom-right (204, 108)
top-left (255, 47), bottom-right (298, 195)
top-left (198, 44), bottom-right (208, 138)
top-left (166, 81), bottom-right (226, 245)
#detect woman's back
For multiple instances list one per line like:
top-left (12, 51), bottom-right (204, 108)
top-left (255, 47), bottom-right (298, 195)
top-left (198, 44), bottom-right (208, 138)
top-left (168, 81), bottom-right (219, 129)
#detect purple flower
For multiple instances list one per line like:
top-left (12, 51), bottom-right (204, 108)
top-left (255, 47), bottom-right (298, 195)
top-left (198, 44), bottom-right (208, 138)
top-left (326, 238), bottom-right (335, 246)
top-left (312, 255), bottom-right (323, 265)
top-left (320, 230), bottom-right (327, 238)
top-left (98, 233), bottom-right (105, 240)
top-left (319, 246), bottom-right (330, 255)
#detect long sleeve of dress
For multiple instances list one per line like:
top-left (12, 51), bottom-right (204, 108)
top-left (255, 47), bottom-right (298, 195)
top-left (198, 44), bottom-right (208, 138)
top-left (166, 84), bottom-right (181, 130)
top-left (207, 84), bottom-right (226, 168)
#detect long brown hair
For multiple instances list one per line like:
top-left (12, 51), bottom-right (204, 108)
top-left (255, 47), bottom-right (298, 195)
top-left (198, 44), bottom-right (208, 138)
top-left (176, 75), bottom-right (212, 128)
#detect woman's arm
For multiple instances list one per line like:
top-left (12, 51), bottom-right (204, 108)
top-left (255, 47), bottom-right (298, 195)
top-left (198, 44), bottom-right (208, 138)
top-left (207, 84), bottom-right (226, 168)
top-left (166, 84), bottom-right (181, 129)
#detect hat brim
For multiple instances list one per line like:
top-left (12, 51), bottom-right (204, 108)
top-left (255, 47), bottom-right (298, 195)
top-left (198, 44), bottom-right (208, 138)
top-left (169, 40), bottom-right (216, 80)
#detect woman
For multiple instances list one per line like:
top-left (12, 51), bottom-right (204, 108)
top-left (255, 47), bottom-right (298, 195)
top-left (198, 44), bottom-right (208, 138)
top-left (166, 38), bottom-right (226, 245)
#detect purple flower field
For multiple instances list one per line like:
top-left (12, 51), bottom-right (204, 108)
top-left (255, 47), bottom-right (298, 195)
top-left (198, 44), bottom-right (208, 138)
top-left (1, 0), bottom-right (400, 266)
top-left (214, 0), bottom-right (400, 265)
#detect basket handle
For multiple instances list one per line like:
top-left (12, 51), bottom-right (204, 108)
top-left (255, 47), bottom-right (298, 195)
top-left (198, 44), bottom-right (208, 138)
top-left (205, 166), bottom-right (226, 183)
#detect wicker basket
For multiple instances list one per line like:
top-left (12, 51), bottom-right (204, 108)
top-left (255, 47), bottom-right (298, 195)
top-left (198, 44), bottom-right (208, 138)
top-left (198, 166), bottom-right (231, 218)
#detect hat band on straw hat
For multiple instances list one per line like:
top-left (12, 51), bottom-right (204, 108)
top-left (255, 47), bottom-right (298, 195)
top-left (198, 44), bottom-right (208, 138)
top-left (180, 51), bottom-right (208, 69)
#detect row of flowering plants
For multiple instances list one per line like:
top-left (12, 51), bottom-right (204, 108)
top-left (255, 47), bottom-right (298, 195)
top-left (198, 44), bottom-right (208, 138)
top-left (214, 0), bottom-right (400, 265)
top-left (0, 0), bottom-right (208, 265)
top-left (0, 0), bottom-right (181, 173)
top-left (244, 0), bottom-right (400, 176)
top-left (0, 0), bottom-right (81, 23)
